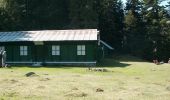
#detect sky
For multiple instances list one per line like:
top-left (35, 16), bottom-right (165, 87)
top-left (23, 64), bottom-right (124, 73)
top-left (122, 0), bottom-right (169, 6)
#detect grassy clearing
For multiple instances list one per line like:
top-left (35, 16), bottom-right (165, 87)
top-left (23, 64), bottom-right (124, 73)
top-left (0, 56), bottom-right (170, 100)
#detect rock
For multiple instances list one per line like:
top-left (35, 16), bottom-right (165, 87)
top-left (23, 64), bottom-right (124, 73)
top-left (25, 72), bottom-right (38, 77)
top-left (92, 68), bottom-right (109, 72)
top-left (96, 88), bottom-right (104, 92)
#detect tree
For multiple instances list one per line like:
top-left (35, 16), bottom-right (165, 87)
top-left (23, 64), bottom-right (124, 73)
top-left (167, 1), bottom-right (170, 15)
top-left (0, 0), bottom-right (26, 31)
top-left (124, 0), bottom-right (145, 56)
top-left (96, 0), bottom-right (124, 51)
top-left (26, 0), bottom-right (69, 30)
top-left (68, 0), bottom-right (98, 28)
top-left (142, 0), bottom-right (170, 61)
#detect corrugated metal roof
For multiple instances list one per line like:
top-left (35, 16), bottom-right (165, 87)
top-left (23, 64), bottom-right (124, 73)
top-left (0, 29), bottom-right (98, 42)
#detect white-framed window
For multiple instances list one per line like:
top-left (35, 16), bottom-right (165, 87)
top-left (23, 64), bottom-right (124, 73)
top-left (52, 45), bottom-right (60, 56)
top-left (77, 45), bottom-right (86, 55)
top-left (20, 46), bottom-right (28, 56)
top-left (0, 46), bottom-right (5, 51)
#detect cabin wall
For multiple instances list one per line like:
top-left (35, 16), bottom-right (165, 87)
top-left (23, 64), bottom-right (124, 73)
top-left (0, 41), bottom-right (97, 64)
top-left (45, 41), bottom-right (97, 62)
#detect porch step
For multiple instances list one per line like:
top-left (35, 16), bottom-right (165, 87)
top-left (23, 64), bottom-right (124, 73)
top-left (32, 62), bottom-right (42, 66)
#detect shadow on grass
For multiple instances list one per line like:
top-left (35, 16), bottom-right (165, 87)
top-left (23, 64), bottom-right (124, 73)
top-left (113, 55), bottom-right (147, 62)
top-left (10, 55), bottom-right (144, 68)
top-left (9, 61), bottom-right (130, 69)
top-left (9, 58), bottom-right (131, 69)
top-left (97, 59), bottom-right (131, 68)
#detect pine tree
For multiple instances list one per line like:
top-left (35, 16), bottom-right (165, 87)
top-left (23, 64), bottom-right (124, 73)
top-left (124, 0), bottom-right (145, 56)
top-left (96, 0), bottom-right (124, 51)
top-left (26, 0), bottom-right (69, 30)
top-left (143, 0), bottom-right (170, 61)
top-left (68, 0), bottom-right (98, 28)
top-left (0, 0), bottom-right (26, 31)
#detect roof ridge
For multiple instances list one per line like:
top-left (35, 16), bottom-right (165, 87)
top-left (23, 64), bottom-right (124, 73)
top-left (0, 29), bottom-right (98, 33)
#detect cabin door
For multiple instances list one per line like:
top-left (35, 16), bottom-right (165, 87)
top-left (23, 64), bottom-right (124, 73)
top-left (35, 45), bottom-right (44, 62)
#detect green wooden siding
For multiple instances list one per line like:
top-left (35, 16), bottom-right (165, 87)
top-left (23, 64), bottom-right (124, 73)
top-left (6, 45), bottom-right (13, 61)
top-left (0, 41), bottom-right (97, 63)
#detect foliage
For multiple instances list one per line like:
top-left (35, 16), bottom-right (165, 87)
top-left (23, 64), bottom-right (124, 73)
top-left (124, 0), bottom-right (146, 56)
top-left (142, 0), bottom-right (170, 61)
top-left (96, 0), bottom-right (124, 51)
top-left (69, 0), bottom-right (98, 28)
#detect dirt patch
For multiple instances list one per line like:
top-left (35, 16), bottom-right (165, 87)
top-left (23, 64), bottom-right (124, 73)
top-left (65, 91), bottom-right (87, 97)
top-left (167, 80), bottom-right (170, 82)
top-left (1, 79), bottom-right (19, 84)
top-left (1, 79), bottom-right (9, 82)
top-left (152, 82), bottom-right (165, 86)
top-left (17, 83), bottom-right (26, 87)
top-left (151, 69), bottom-right (156, 71)
top-left (119, 87), bottom-right (126, 90)
top-left (4, 92), bottom-right (18, 97)
top-left (39, 78), bottom-right (50, 81)
top-left (37, 86), bottom-right (45, 89)
top-left (72, 87), bottom-right (79, 90)
top-left (166, 86), bottom-right (170, 91)
top-left (10, 79), bottom-right (18, 83)
top-left (73, 75), bottom-right (81, 77)
top-left (43, 74), bottom-right (49, 75)
top-left (135, 77), bottom-right (140, 80)
top-left (25, 72), bottom-right (39, 77)
top-left (96, 88), bottom-right (104, 92)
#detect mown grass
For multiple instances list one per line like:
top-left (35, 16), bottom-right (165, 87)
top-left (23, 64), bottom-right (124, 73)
top-left (0, 56), bottom-right (170, 100)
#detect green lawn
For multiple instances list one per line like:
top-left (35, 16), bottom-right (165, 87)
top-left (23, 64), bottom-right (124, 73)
top-left (0, 56), bottom-right (170, 100)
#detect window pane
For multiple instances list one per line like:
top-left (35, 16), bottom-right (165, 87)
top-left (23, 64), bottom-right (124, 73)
top-left (77, 51), bottom-right (82, 55)
top-left (52, 46), bottom-right (56, 51)
top-left (20, 46), bottom-right (28, 56)
top-left (82, 45), bottom-right (85, 50)
top-left (77, 45), bottom-right (81, 50)
top-left (52, 45), bottom-right (60, 55)
top-left (24, 46), bottom-right (27, 50)
top-left (20, 51), bottom-right (23, 55)
top-left (20, 46), bottom-right (24, 50)
top-left (77, 45), bottom-right (86, 55)
top-left (24, 51), bottom-right (28, 56)
top-left (56, 51), bottom-right (60, 55)
top-left (82, 51), bottom-right (86, 55)
top-left (56, 46), bottom-right (60, 50)
top-left (52, 51), bottom-right (56, 55)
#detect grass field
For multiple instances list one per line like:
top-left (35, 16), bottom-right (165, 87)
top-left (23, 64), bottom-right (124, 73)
top-left (0, 56), bottom-right (170, 100)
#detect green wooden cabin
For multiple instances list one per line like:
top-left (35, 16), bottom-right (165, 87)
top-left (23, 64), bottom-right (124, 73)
top-left (0, 29), bottom-right (113, 66)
